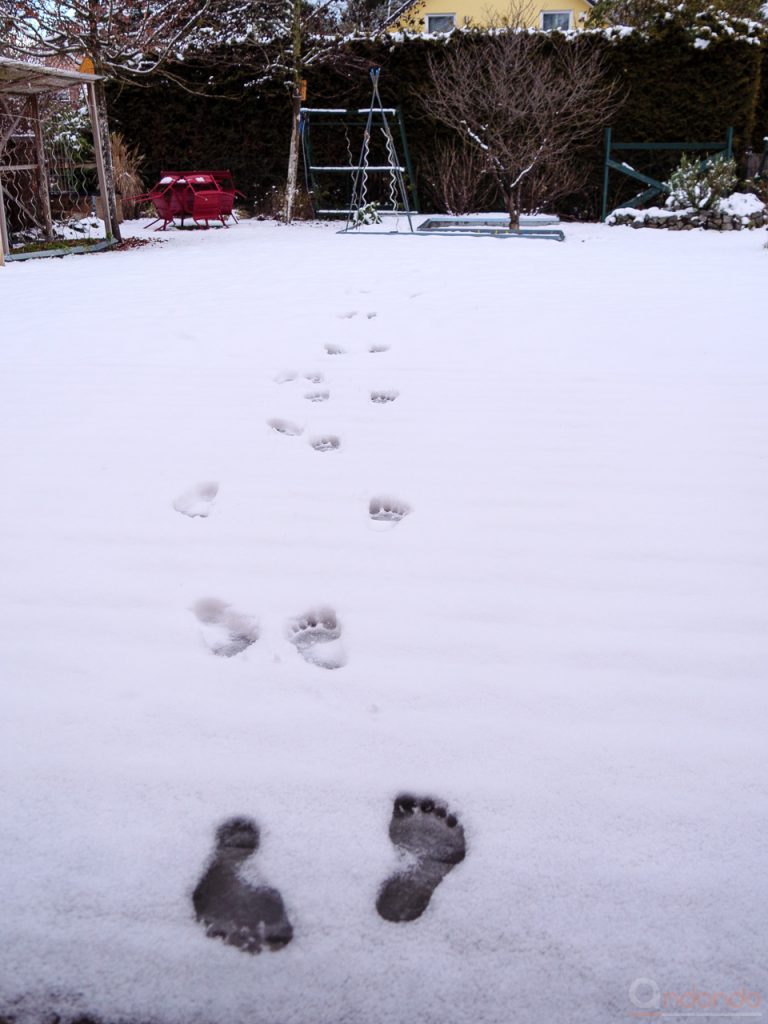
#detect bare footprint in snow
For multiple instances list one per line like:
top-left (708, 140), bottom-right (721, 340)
top-left (173, 482), bottom-right (219, 518)
top-left (369, 496), bottom-right (411, 525)
top-left (369, 344), bottom-right (390, 354)
top-left (274, 370), bottom-right (298, 384)
top-left (193, 818), bottom-right (293, 954)
top-left (304, 371), bottom-right (324, 384)
top-left (268, 418), bottom-right (303, 436)
top-left (370, 390), bottom-right (398, 404)
top-left (305, 390), bottom-right (330, 403)
top-left (193, 598), bottom-right (259, 658)
top-left (376, 795), bottom-right (466, 922)
top-left (288, 608), bottom-right (346, 669)
top-left (309, 435), bottom-right (340, 453)
top-left (338, 311), bottom-right (358, 319)
top-left (324, 344), bottom-right (346, 356)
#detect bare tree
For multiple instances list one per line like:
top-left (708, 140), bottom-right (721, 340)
top-left (174, 0), bottom-right (384, 224)
top-left (424, 28), bottom-right (620, 227)
top-left (251, 0), bottom-right (348, 223)
top-left (426, 139), bottom-right (498, 214)
top-left (212, 2), bottom-right (380, 223)
top-left (0, 0), bottom-right (219, 239)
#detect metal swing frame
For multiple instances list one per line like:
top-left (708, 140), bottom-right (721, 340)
top-left (300, 107), bottom-right (419, 220)
top-left (301, 67), bottom-right (421, 228)
top-left (342, 69), bottom-right (415, 233)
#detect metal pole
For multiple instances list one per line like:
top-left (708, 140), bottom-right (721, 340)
top-left (299, 112), bottom-right (318, 217)
top-left (30, 94), bottom-right (54, 241)
top-left (378, 97), bottom-right (413, 231)
top-left (601, 126), bottom-right (612, 222)
top-left (396, 108), bottom-right (419, 214)
top-left (345, 70), bottom-right (378, 232)
top-left (725, 126), bottom-right (734, 160)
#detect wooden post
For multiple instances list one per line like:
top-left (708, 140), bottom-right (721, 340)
top-left (0, 173), bottom-right (9, 264)
top-left (86, 80), bottom-right (118, 241)
top-left (30, 94), bottom-right (54, 241)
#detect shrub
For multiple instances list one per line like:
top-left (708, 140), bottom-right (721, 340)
top-left (665, 153), bottom-right (738, 210)
top-left (425, 140), bottom-right (499, 214)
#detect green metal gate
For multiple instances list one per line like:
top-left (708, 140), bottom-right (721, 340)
top-left (601, 127), bottom-right (734, 221)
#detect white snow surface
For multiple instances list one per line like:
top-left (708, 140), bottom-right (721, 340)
top-left (717, 191), bottom-right (766, 217)
top-left (1, 219), bottom-right (767, 1024)
top-left (608, 205), bottom-right (685, 222)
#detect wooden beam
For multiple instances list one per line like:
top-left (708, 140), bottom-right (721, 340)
top-left (86, 81), bottom-right (115, 240)
top-left (0, 96), bottom-right (31, 154)
top-left (30, 93), bottom-right (53, 241)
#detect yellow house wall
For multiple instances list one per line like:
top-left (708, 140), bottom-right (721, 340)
top-left (392, 0), bottom-right (592, 31)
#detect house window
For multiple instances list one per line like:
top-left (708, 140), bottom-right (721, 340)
top-left (541, 10), bottom-right (571, 29)
top-left (427, 13), bottom-right (456, 32)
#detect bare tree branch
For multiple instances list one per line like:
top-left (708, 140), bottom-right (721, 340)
top-left (423, 24), bottom-right (622, 225)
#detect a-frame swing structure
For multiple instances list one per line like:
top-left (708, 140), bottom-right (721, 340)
top-left (300, 68), bottom-right (418, 228)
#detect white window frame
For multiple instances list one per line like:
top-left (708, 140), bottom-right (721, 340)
top-left (426, 12), bottom-right (456, 32)
top-left (540, 9), bottom-right (572, 29)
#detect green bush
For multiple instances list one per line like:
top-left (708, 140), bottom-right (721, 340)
top-left (665, 153), bottom-right (738, 209)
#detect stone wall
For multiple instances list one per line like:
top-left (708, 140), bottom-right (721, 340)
top-left (608, 207), bottom-right (768, 231)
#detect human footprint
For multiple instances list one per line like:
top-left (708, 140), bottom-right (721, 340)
top-left (173, 482), bottom-right (219, 518)
top-left (287, 607), bottom-right (346, 669)
top-left (376, 795), bottom-right (466, 922)
top-left (193, 817), bottom-right (293, 954)
top-left (193, 598), bottom-right (259, 658)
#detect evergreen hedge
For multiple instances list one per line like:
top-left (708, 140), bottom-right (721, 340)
top-left (108, 26), bottom-right (766, 218)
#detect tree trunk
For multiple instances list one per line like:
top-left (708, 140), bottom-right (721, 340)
top-left (93, 76), bottom-right (122, 242)
top-left (507, 187), bottom-right (520, 230)
top-left (282, 0), bottom-right (303, 224)
top-left (283, 88), bottom-right (302, 224)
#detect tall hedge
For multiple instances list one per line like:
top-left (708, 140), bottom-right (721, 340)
top-left (108, 27), bottom-right (766, 218)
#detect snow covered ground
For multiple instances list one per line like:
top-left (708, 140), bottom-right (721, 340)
top-left (0, 219), bottom-right (766, 1024)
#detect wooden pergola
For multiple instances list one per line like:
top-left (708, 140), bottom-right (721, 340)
top-left (0, 56), bottom-right (117, 264)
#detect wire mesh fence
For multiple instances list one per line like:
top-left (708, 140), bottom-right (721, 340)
top-left (0, 88), bottom-right (105, 253)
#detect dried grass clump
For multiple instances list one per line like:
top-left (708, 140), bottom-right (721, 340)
top-left (110, 132), bottom-right (146, 219)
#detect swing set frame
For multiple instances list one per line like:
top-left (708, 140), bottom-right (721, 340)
top-left (299, 78), bottom-right (420, 221)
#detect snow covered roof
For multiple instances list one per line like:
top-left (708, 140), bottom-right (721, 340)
top-left (0, 56), bottom-right (100, 95)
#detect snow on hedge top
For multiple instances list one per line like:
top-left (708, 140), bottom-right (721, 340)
top-left (717, 192), bottom-right (766, 216)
